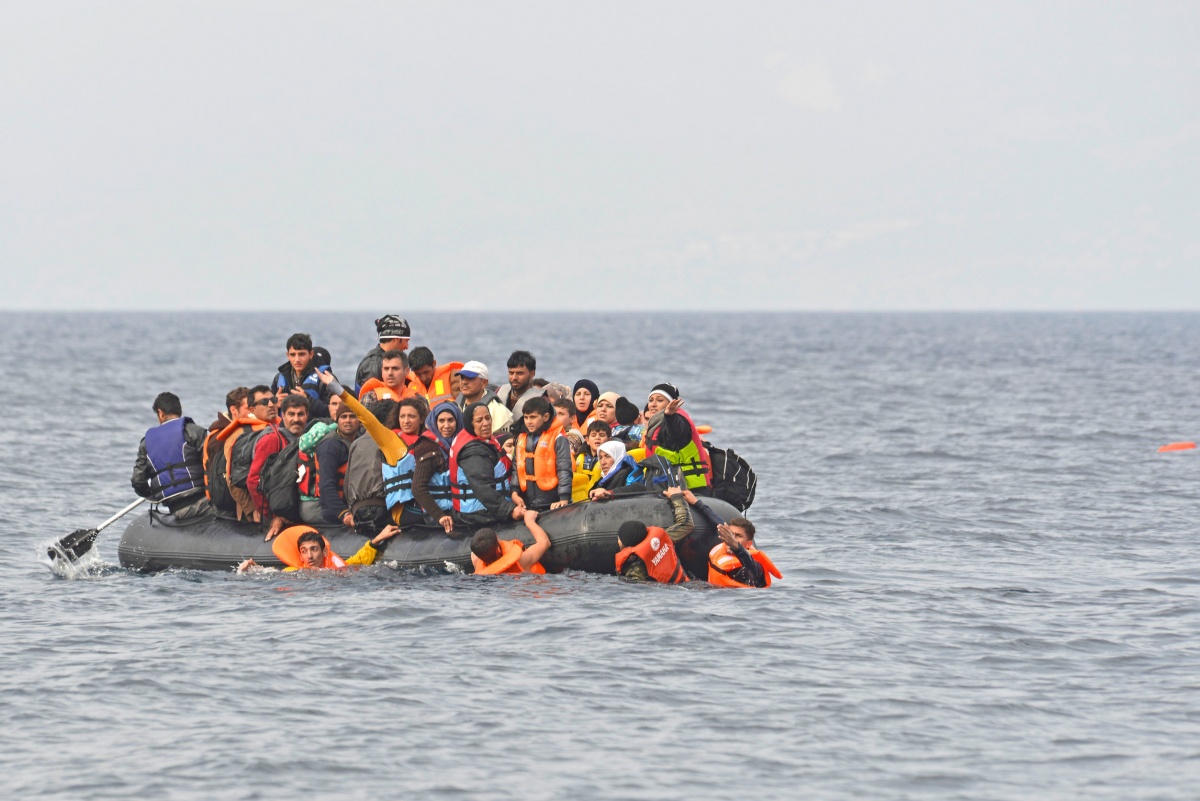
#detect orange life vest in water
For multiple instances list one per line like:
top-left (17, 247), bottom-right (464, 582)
top-left (271, 526), bottom-right (348, 570)
top-left (516, 421), bottom-right (565, 493)
top-left (707, 543), bottom-right (782, 588)
top-left (408, 362), bottom-right (464, 406)
top-left (470, 539), bottom-right (546, 575)
top-left (615, 526), bottom-right (688, 583)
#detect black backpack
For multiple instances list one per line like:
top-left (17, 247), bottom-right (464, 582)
top-left (205, 446), bottom-right (238, 516)
top-left (261, 438), bottom-right (302, 522)
top-left (634, 454), bottom-right (687, 490)
top-left (229, 426), bottom-right (270, 489)
top-left (704, 442), bottom-right (757, 512)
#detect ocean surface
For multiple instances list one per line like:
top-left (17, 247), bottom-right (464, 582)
top-left (2, 311), bottom-right (1198, 801)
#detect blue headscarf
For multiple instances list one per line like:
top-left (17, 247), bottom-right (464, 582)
top-left (425, 401), bottom-right (464, 453)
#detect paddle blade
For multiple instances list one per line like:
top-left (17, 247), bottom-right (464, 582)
top-left (49, 528), bottom-right (99, 561)
top-left (1158, 442), bottom-right (1196, 453)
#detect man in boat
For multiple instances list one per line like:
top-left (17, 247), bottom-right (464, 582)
top-left (454, 360), bottom-right (513, 434)
top-left (297, 404), bottom-right (362, 528)
top-left (496, 350), bottom-right (542, 421)
top-left (131, 392), bottom-right (212, 520)
top-left (614, 486), bottom-right (696, 583)
top-left (407, 346), bottom-right (463, 407)
top-left (355, 314), bottom-right (410, 393)
top-left (469, 510), bottom-right (551, 575)
top-left (269, 332), bottom-right (331, 416)
top-left (237, 525), bottom-right (401, 572)
top-left (359, 350), bottom-right (415, 403)
top-left (705, 516), bottom-right (782, 589)
top-left (247, 394), bottom-right (310, 539)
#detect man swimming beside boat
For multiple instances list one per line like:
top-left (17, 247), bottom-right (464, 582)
top-left (236, 525), bottom-right (400, 573)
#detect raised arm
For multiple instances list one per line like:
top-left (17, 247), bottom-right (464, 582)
top-left (318, 370), bottom-right (406, 465)
top-left (519, 509), bottom-right (551, 570)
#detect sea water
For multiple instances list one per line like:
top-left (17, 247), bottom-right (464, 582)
top-left (1, 312), bottom-right (1198, 800)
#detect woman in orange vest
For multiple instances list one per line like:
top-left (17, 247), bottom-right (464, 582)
top-left (706, 517), bottom-right (782, 589)
top-left (469, 509), bottom-right (551, 575)
top-left (614, 486), bottom-right (696, 582)
top-left (570, 379), bottom-right (600, 434)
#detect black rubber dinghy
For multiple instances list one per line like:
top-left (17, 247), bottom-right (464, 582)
top-left (118, 495), bottom-right (738, 576)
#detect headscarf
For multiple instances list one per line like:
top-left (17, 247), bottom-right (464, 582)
top-left (597, 440), bottom-right (628, 481)
top-left (425, 401), bottom-right (464, 453)
top-left (596, 391), bottom-right (620, 409)
top-left (573, 379), bottom-right (600, 427)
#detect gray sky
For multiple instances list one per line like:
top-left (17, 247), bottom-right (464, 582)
top-left (1, 2), bottom-right (1197, 310)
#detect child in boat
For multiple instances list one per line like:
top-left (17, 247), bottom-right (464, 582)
top-left (614, 486), bottom-right (694, 583)
top-left (470, 509), bottom-right (551, 575)
top-left (236, 525), bottom-right (399, 572)
top-left (704, 516), bottom-right (782, 589)
top-left (512, 397), bottom-right (572, 511)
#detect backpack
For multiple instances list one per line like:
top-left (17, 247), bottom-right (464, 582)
top-left (704, 441), bottom-right (757, 512)
top-left (261, 438), bottom-right (302, 522)
top-left (229, 427), bottom-right (270, 489)
top-left (205, 446), bottom-right (238, 516)
top-left (633, 454), bottom-right (687, 490)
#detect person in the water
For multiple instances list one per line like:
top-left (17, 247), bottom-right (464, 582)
top-left (237, 525), bottom-right (400, 572)
top-left (469, 509), bottom-right (551, 575)
top-left (703, 516), bottom-right (782, 589)
top-left (614, 486), bottom-right (695, 583)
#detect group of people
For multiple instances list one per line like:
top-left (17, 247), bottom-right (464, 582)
top-left (130, 315), bottom-right (778, 588)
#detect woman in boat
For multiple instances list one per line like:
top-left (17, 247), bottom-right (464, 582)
top-left (450, 401), bottom-right (522, 527)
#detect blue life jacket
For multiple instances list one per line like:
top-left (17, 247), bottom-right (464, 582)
top-left (273, 366), bottom-right (323, 401)
top-left (451, 460), bottom-right (510, 515)
top-left (144, 417), bottom-right (203, 500)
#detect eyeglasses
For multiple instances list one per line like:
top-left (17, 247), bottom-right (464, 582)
top-left (252, 398), bottom-right (277, 407)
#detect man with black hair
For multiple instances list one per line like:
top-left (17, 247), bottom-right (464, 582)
top-left (614, 486), bottom-right (697, 582)
top-left (131, 392), bottom-right (211, 520)
top-left (270, 334), bottom-right (330, 415)
top-left (359, 350), bottom-right (413, 403)
top-left (469, 510), bottom-right (551, 575)
top-left (497, 350), bottom-right (542, 418)
top-left (355, 315), bottom-right (410, 393)
top-left (247, 394), bottom-right (309, 539)
top-left (408, 346), bottom-right (463, 406)
top-left (705, 515), bottom-right (782, 589)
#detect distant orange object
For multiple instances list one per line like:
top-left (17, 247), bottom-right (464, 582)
top-left (697, 425), bottom-right (712, 435)
top-left (1158, 442), bottom-right (1196, 453)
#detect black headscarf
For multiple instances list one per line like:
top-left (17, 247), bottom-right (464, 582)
top-left (462, 401), bottom-right (490, 437)
top-left (572, 378), bottom-right (600, 427)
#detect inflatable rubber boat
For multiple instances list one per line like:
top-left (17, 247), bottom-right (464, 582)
top-left (117, 495), bottom-right (738, 576)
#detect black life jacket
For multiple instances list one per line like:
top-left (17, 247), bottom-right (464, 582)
top-left (205, 445), bottom-right (238, 516)
top-left (229, 425), bottom-right (272, 489)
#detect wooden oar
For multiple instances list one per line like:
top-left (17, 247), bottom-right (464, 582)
top-left (48, 497), bottom-right (148, 562)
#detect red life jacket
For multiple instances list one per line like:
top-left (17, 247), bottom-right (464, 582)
top-left (470, 539), bottom-right (547, 575)
top-left (408, 362), bottom-right (464, 406)
top-left (707, 543), bottom-right (782, 588)
top-left (516, 421), bottom-right (565, 492)
top-left (615, 526), bottom-right (688, 583)
top-left (271, 526), bottom-right (348, 569)
top-left (297, 448), bottom-right (347, 499)
top-left (447, 429), bottom-right (511, 512)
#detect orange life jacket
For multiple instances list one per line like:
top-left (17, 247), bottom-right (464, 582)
top-left (615, 526), bottom-right (688, 583)
top-left (516, 421), bottom-right (565, 492)
top-left (271, 526), bottom-right (348, 569)
top-left (216, 417), bottom-right (269, 494)
top-left (470, 538), bottom-right (546, 575)
top-left (358, 377), bottom-right (416, 402)
top-left (707, 543), bottom-right (782, 588)
top-left (571, 411), bottom-right (602, 437)
top-left (408, 362), bottom-right (464, 406)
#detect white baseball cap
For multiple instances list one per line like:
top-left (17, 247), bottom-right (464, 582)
top-left (457, 360), bottom-right (489, 381)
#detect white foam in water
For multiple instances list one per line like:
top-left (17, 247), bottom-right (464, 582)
top-left (41, 540), bottom-right (108, 580)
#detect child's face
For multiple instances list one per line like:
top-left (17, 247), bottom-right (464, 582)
top-left (555, 407), bottom-right (572, 430)
top-left (525, 411), bottom-right (552, 433)
top-left (587, 429), bottom-right (609, 453)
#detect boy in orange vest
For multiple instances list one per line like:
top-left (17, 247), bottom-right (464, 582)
top-left (511, 397), bottom-right (573, 512)
top-left (470, 509), bottom-right (551, 575)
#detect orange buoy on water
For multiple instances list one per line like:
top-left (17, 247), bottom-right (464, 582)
top-left (1158, 442), bottom-right (1196, 453)
top-left (697, 425), bottom-right (712, 435)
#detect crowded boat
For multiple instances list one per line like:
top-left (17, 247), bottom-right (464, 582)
top-left (127, 315), bottom-right (776, 587)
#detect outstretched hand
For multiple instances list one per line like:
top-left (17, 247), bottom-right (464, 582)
top-left (716, 523), bottom-right (738, 549)
top-left (372, 525), bottom-right (401, 545)
top-left (665, 398), bottom-right (685, 415)
top-left (316, 369), bottom-right (336, 386)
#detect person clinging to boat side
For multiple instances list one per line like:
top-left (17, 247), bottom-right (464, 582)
top-left (705, 517), bottom-right (782, 589)
top-left (470, 509), bottom-right (550, 575)
top-left (236, 525), bottom-right (401, 573)
top-left (614, 486), bottom-right (695, 583)
top-left (131, 392), bottom-right (212, 520)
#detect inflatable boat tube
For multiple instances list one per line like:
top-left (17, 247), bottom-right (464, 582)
top-left (117, 495), bottom-right (738, 576)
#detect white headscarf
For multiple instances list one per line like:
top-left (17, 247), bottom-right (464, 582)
top-left (597, 440), bottom-right (628, 481)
